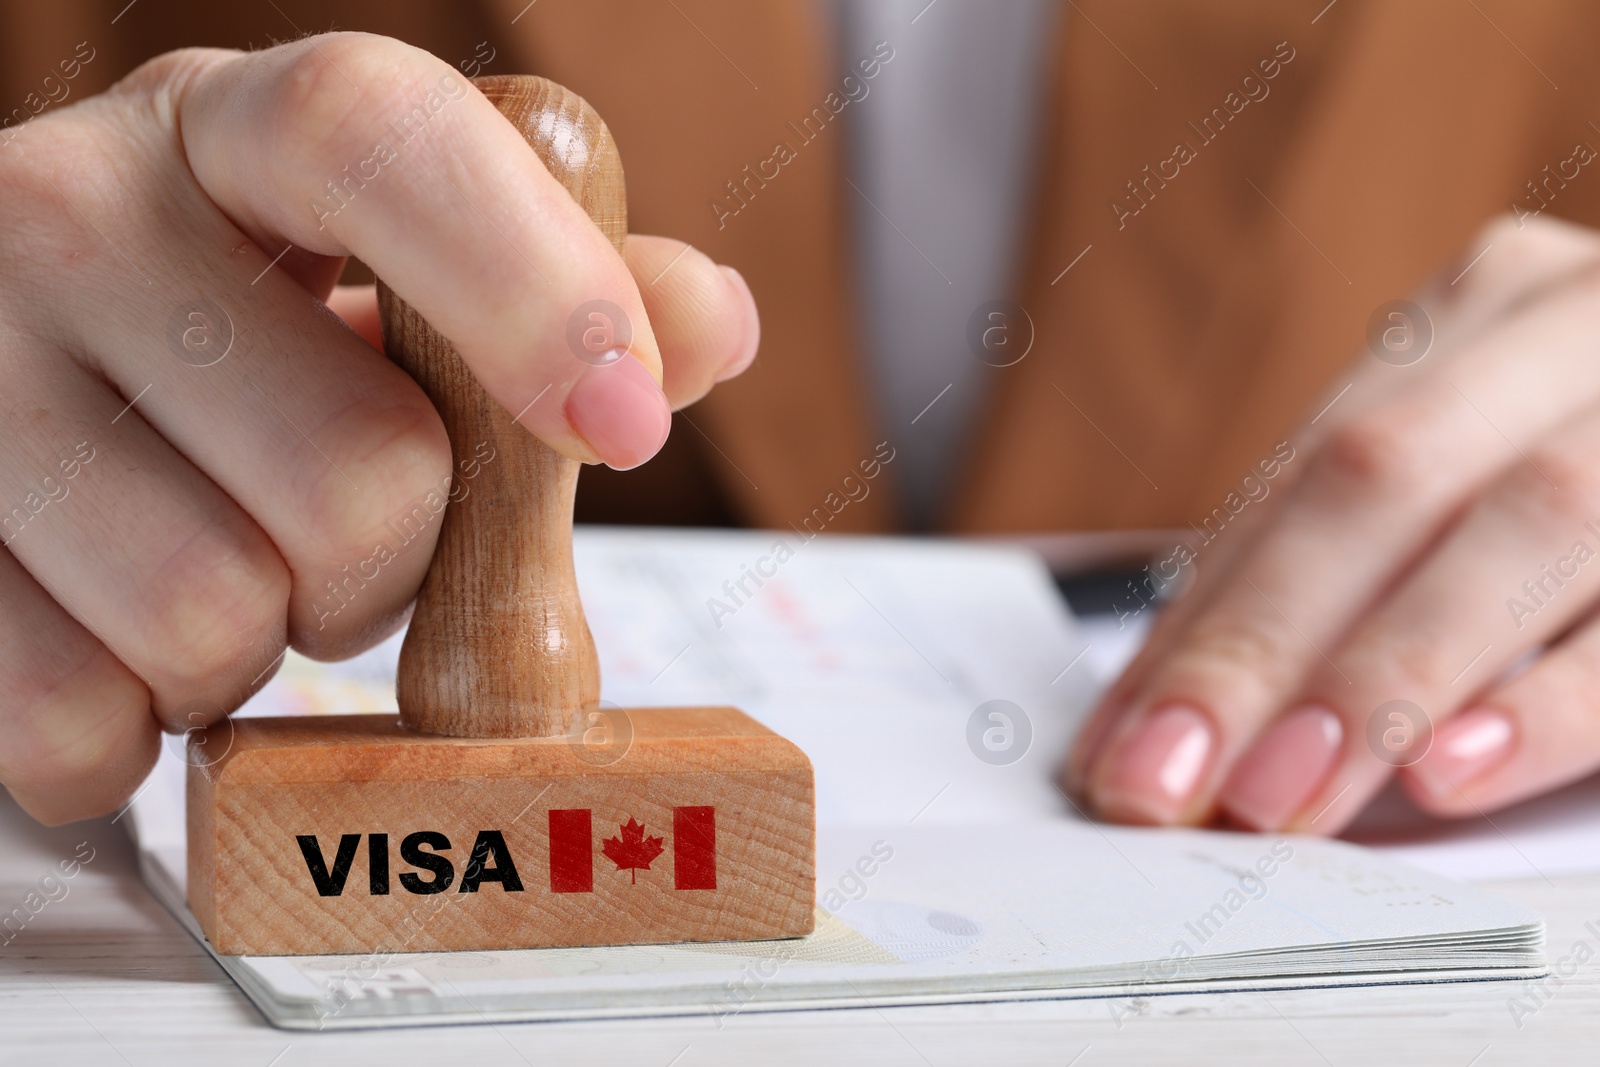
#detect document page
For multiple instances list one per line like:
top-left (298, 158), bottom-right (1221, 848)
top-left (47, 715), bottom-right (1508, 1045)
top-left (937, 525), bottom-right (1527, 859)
top-left (126, 528), bottom-right (1544, 1029)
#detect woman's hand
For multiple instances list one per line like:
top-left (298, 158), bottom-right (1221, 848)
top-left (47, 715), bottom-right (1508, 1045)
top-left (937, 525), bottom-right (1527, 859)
top-left (0, 33), bottom-right (758, 823)
top-left (1068, 213), bottom-right (1600, 835)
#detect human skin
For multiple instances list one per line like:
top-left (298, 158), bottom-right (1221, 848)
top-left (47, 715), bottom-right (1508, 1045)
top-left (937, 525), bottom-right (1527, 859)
top-left (0, 33), bottom-right (757, 824)
top-left (1068, 214), bottom-right (1600, 835)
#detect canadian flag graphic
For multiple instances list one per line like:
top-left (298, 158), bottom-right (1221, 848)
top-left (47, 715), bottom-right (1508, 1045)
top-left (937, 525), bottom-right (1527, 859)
top-left (548, 807), bottom-right (716, 892)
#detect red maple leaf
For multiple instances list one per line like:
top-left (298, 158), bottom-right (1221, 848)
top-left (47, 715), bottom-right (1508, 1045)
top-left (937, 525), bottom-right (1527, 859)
top-left (601, 817), bottom-right (665, 884)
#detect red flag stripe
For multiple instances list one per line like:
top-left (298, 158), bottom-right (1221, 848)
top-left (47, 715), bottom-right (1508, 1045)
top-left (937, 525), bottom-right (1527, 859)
top-left (548, 809), bottom-right (593, 893)
top-left (673, 806), bottom-right (717, 890)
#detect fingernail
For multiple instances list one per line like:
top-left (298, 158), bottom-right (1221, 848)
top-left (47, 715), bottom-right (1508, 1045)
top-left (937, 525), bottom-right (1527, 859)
top-left (1095, 704), bottom-right (1215, 824)
top-left (565, 356), bottom-right (671, 470)
top-left (1220, 704), bottom-right (1343, 831)
top-left (1408, 706), bottom-right (1514, 799)
top-left (715, 265), bottom-right (758, 382)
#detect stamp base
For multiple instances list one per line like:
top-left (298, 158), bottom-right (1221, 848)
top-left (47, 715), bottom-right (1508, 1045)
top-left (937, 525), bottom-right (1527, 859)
top-left (186, 709), bottom-right (816, 956)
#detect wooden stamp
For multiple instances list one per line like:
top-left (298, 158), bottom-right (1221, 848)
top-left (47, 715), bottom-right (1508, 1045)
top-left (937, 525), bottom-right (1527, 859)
top-left (185, 76), bottom-right (816, 957)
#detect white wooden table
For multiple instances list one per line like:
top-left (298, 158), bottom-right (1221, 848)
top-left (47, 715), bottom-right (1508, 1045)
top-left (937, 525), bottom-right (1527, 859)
top-left (0, 791), bottom-right (1590, 1066)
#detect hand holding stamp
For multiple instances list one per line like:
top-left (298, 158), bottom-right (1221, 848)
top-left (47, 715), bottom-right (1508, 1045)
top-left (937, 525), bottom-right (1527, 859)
top-left (185, 76), bottom-right (816, 956)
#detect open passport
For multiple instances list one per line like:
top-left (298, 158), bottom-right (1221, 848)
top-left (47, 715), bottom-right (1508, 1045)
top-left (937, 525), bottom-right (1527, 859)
top-left (125, 528), bottom-right (1544, 1029)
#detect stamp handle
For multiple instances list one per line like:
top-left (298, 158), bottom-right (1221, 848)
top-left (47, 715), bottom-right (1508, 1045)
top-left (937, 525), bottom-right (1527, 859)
top-left (379, 75), bottom-right (622, 738)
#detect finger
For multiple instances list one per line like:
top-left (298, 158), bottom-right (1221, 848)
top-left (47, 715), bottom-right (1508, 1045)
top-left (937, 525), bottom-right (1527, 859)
top-left (1219, 403), bottom-right (1600, 833)
top-left (16, 94), bottom-right (455, 661)
top-left (1071, 213), bottom-right (1600, 787)
top-left (1062, 469), bottom-right (1284, 794)
top-left (625, 237), bottom-right (759, 409)
top-left (1082, 248), bottom-right (1600, 827)
top-left (0, 547), bottom-right (155, 825)
top-left (335, 241), bottom-right (761, 408)
top-left (1415, 214), bottom-right (1600, 350)
top-left (257, 244), bottom-right (348, 304)
top-left (326, 283), bottom-right (383, 351)
top-left (325, 238), bottom-right (765, 410)
top-left (136, 312), bottom-right (447, 662)
top-left (43, 167), bottom-right (453, 659)
top-left (0, 366), bottom-right (288, 725)
top-left (1288, 213), bottom-right (1600, 466)
top-left (174, 35), bottom-right (674, 470)
top-left (1079, 388), bottom-right (1503, 826)
top-left (1069, 212), bottom-right (1600, 792)
top-left (1402, 614), bottom-right (1600, 816)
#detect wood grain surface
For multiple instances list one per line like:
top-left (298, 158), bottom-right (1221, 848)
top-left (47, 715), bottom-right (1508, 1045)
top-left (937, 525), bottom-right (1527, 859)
top-left (379, 76), bottom-right (622, 739)
top-left (188, 709), bottom-right (816, 955)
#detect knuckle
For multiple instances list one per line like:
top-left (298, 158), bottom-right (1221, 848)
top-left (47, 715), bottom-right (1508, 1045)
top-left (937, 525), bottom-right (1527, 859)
top-left (1491, 444), bottom-right (1600, 531)
top-left (1501, 446), bottom-right (1600, 527)
top-left (0, 649), bottom-right (156, 823)
top-left (271, 32), bottom-right (447, 172)
top-left (147, 520), bottom-right (289, 687)
top-left (1490, 208), bottom-right (1599, 253)
top-left (0, 122), bottom-right (107, 229)
top-left (0, 131), bottom-right (43, 201)
top-left (294, 398), bottom-right (451, 560)
top-left (1473, 213), bottom-right (1526, 250)
top-left (0, 114), bottom-right (147, 303)
top-left (1561, 257), bottom-right (1600, 305)
top-left (1312, 413), bottom-right (1435, 502)
top-left (1460, 214), bottom-right (1600, 300)
top-left (1345, 628), bottom-right (1455, 696)
top-left (1432, 213), bottom-right (1600, 316)
top-left (1164, 617), bottom-right (1302, 695)
top-left (112, 46), bottom-right (232, 100)
top-left (0, 164), bottom-right (53, 276)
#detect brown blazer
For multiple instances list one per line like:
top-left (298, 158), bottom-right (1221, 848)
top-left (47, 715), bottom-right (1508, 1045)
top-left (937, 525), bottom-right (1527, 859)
top-left (7, 0), bottom-right (1600, 534)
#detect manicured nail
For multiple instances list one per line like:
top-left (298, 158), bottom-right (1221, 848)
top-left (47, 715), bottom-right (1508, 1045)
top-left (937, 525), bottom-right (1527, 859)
top-left (1220, 704), bottom-right (1343, 831)
top-left (564, 356), bottom-right (671, 470)
top-left (715, 265), bottom-right (759, 382)
top-left (1095, 704), bottom-right (1215, 824)
top-left (1408, 706), bottom-right (1514, 800)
